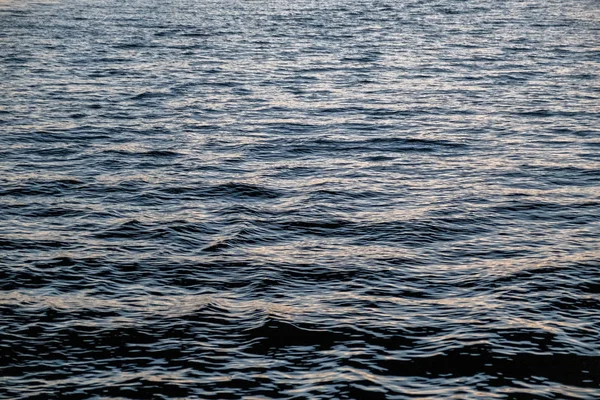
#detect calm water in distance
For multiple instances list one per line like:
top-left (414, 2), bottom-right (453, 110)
top-left (1, 0), bottom-right (600, 398)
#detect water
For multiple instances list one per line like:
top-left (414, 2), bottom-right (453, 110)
top-left (1, 0), bottom-right (599, 398)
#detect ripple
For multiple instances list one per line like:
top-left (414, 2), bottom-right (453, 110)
top-left (1, 0), bottom-right (599, 398)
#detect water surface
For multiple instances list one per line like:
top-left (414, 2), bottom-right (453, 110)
top-left (1, 0), bottom-right (599, 398)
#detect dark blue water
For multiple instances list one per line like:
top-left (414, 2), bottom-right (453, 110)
top-left (1, 0), bottom-right (599, 398)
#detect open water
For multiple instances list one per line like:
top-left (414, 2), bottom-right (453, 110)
top-left (1, 0), bottom-right (600, 398)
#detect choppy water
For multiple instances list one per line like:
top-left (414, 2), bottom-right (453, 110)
top-left (1, 0), bottom-right (600, 398)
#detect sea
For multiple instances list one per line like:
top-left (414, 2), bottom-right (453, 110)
top-left (1, 0), bottom-right (599, 398)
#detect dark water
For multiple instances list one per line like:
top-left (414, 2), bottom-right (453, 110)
top-left (1, 0), bottom-right (600, 398)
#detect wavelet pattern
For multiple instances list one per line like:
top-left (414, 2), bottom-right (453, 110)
top-left (1, 0), bottom-right (599, 398)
